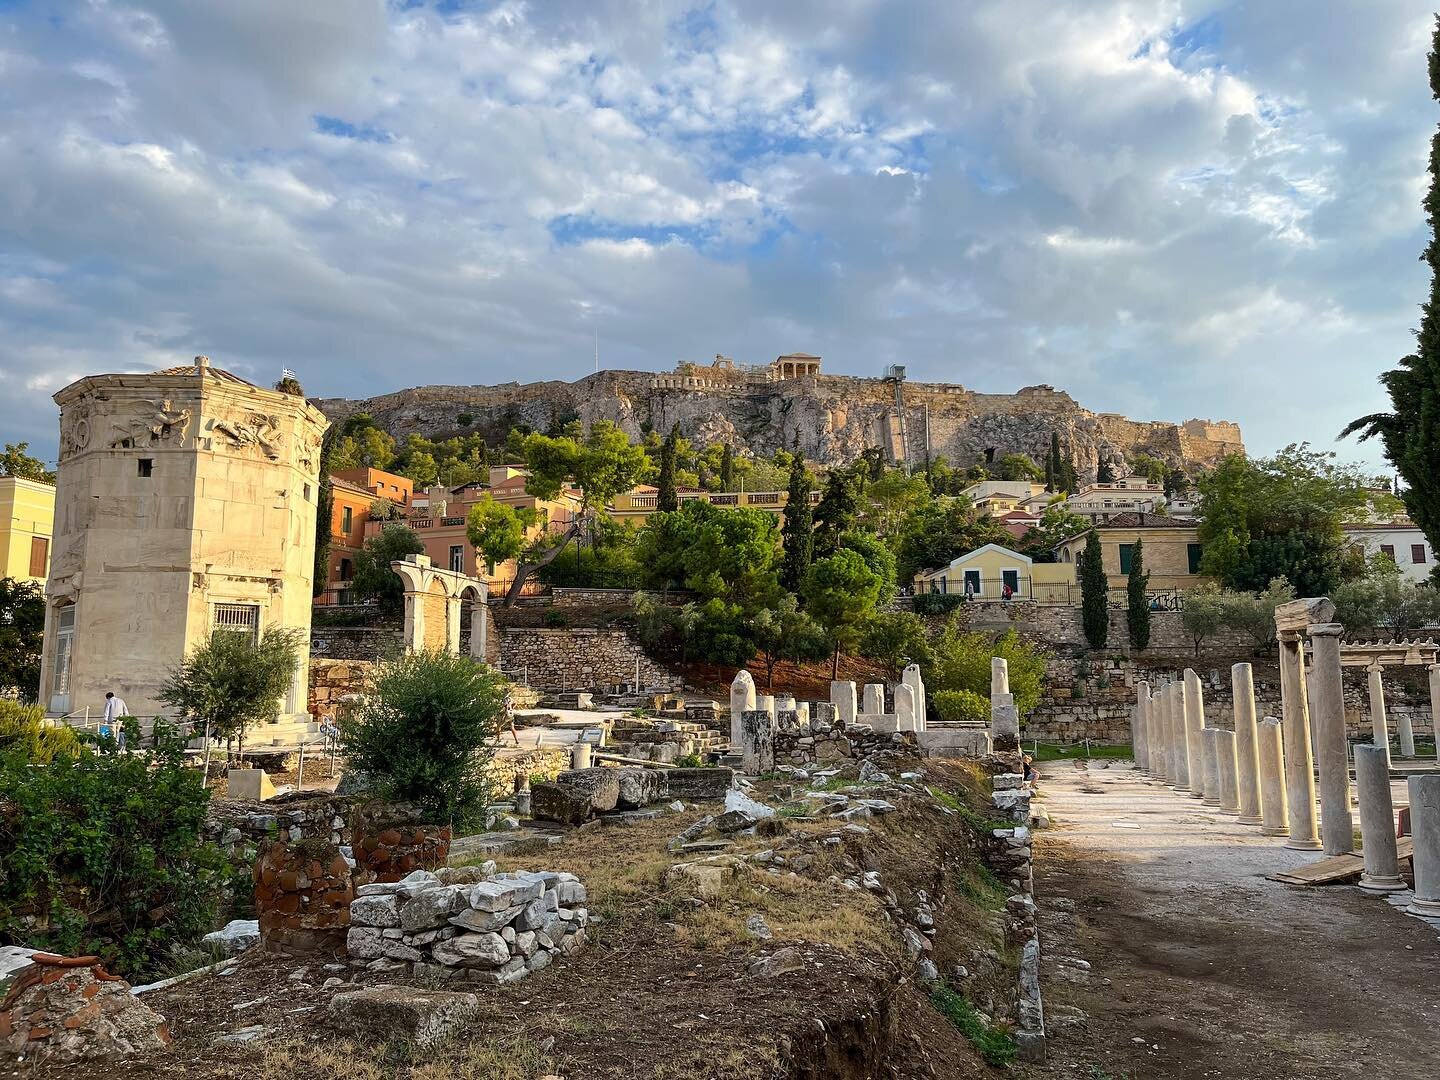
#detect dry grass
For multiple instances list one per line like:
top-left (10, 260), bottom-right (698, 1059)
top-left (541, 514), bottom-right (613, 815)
top-left (256, 1032), bottom-right (556, 1080)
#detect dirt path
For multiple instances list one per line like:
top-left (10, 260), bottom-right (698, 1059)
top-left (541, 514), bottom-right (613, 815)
top-left (1021, 761), bottom-right (1440, 1080)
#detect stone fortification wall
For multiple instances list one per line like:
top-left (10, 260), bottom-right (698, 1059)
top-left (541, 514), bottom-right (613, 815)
top-left (497, 627), bottom-right (678, 691)
top-left (315, 367), bottom-right (1241, 478)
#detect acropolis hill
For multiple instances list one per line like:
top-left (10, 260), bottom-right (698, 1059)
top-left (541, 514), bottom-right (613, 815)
top-left (315, 353), bottom-right (1243, 475)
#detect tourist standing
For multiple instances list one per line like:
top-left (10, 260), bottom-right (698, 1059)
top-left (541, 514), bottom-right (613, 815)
top-left (103, 691), bottom-right (129, 751)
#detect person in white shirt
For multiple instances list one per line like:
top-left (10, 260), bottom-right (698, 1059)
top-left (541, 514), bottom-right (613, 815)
top-left (103, 692), bottom-right (129, 750)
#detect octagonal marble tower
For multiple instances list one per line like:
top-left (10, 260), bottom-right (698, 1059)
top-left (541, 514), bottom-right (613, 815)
top-left (39, 357), bottom-right (328, 723)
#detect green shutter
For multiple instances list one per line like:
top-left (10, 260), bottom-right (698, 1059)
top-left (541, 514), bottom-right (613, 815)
top-left (1118, 544), bottom-right (1134, 574)
top-left (1187, 543), bottom-right (1203, 574)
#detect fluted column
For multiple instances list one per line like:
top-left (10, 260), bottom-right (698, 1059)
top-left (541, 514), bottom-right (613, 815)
top-left (1277, 631), bottom-right (1320, 850)
top-left (1231, 663), bottom-right (1263, 825)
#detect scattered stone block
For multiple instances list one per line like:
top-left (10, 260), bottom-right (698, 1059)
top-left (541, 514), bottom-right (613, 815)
top-left (429, 932), bottom-right (510, 969)
top-left (749, 945), bottom-right (804, 978)
top-left (328, 986), bottom-right (480, 1049)
top-left (0, 954), bottom-right (171, 1065)
top-left (201, 919), bottom-right (260, 956)
top-left (226, 769), bottom-right (275, 802)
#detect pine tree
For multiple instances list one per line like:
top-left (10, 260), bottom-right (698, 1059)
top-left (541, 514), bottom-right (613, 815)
top-left (1345, 18), bottom-right (1440, 558)
top-left (780, 452), bottom-right (814, 592)
top-left (813, 471), bottom-right (860, 557)
top-left (1080, 529), bottom-right (1109, 648)
top-left (657, 423), bottom-right (679, 512)
top-left (1126, 537), bottom-right (1151, 649)
top-left (719, 443), bottom-right (735, 491)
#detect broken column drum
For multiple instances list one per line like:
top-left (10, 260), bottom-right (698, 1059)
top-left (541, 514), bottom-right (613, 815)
top-left (1200, 728), bottom-right (1222, 807)
top-left (1354, 745), bottom-right (1405, 893)
top-left (894, 682), bottom-right (917, 733)
top-left (1309, 624), bottom-right (1355, 857)
top-left (1182, 670), bottom-right (1207, 799)
top-left (1368, 664), bottom-right (1392, 769)
top-left (1256, 717), bottom-right (1289, 837)
top-left (1276, 630), bottom-right (1321, 850)
top-left (739, 709), bottom-right (777, 775)
top-left (902, 664), bottom-right (927, 732)
top-left (861, 684), bottom-right (885, 715)
top-left (1231, 663), bottom-right (1264, 825)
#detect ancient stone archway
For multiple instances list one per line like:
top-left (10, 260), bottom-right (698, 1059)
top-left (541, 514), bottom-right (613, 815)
top-left (391, 555), bottom-right (490, 658)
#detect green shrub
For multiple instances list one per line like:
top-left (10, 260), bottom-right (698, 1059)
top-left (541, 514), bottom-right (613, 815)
top-left (912, 592), bottom-right (967, 616)
top-left (543, 609), bottom-right (569, 628)
top-left (339, 649), bottom-right (505, 827)
top-left (930, 984), bottom-right (1017, 1067)
top-left (0, 700), bottom-right (81, 763)
top-left (0, 726), bottom-right (225, 978)
top-left (932, 688), bottom-right (989, 724)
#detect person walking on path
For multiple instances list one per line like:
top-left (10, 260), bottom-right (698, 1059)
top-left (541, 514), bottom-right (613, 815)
top-left (102, 691), bottom-right (129, 751)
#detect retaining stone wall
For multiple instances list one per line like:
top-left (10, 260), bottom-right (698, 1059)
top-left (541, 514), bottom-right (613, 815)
top-left (310, 626), bottom-right (403, 661)
top-left (498, 627), bottom-right (678, 691)
top-left (942, 600), bottom-right (1253, 656)
top-left (308, 658), bottom-right (374, 719)
top-left (773, 726), bottom-right (914, 767)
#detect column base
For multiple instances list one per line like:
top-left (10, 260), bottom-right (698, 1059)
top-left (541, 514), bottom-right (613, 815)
top-left (1405, 895), bottom-right (1440, 917)
top-left (1237, 814), bottom-right (1264, 826)
top-left (1261, 826), bottom-right (1289, 836)
top-left (1202, 796), bottom-right (1221, 807)
top-left (1219, 806), bottom-right (1240, 815)
top-left (1285, 837), bottom-right (1323, 851)
top-left (1189, 790), bottom-right (1206, 800)
top-left (1359, 874), bottom-right (1407, 894)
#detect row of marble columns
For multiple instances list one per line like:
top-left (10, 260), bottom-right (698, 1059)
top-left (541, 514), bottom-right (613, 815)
top-left (728, 667), bottom-right (928, 752)
top-left (1363, 662), bottom-right (1440, 766)
top-left (1132, 659), bottom-right (1440, 918)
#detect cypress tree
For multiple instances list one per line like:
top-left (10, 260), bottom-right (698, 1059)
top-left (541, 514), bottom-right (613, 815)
top-left (1126, 537), bottom-right (1151, 649)
top-left (312, 424), bottom-right (338, 597)
top-left (813, 470), bottom-right (859, 557)
top-left (1097, 457), bottom-right (1117, 484)
top-left (1346, 17), bottom-right (1440, 560)
top-left (780, 452), bottom-right (814, 592)
top-left (720, 443), bottom-right (735, 491)
top-left (1080, 529), bottom-right (1109, 648)
top-left (1044, 437), bottom-right (1057, 492)
top-left (657, 423), bottom-right (679, 512)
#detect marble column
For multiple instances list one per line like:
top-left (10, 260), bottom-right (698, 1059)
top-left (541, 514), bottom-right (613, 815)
top-left (1182, 669), bottom-right (1207, 799)
top-left (1198, 728), bottom-right (1220, 806)
top-left (740, 709), bottom-right (777, 775)
top-left (902, 664), bottom-right (927, 732)
top-left (862, 683), bottom-right (885, 715)
top-left (1309, 624), bottom-right (1355, 856)
top-left (1231, 663), bottom-right (1263, 825)
top-left (1354, 745), bottom-right (1405, 893)
top-left (730, 670), bottom-right (757, 748)
top-left (1257, 716), bottom-right (1289, 836)
top-left (992, 656), bottom-right (1010, 696)
top-left (1368, 664), bottom-right (1391, 768)
top-left (758, 694), bottom-right (777, 722)
top-left (1148, 683), bottom-right (1166, 779)
top-left (1169, 682), bottom-right (1191, 791)
top-left (830, 680), bottom-right (857, 727)
top-left (1406, 774), bottom-right (1440, 917)
top-left (1215, 729), bottom-right (1240, 814)
top-left (894, 683), bottom-right (917, 732)
top-left (1277, 632), bottom-right (1321, 850)
top-left (1133, 681), bottom-right (1150, 772)
top-left (1430, 664), bottom-right (1440, 762)
top-left (572, 741), bottom-right (592, 770)
top-left (775, 694), bottom-right (797, 715)
top-left (1398, 709), bottom-right (1417, 759)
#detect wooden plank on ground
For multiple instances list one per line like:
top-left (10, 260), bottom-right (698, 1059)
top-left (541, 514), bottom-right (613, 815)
top-left (1270, 838), bottom-right (1413, 886)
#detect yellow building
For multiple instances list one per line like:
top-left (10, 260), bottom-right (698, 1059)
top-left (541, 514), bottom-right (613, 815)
top-left (1053, 512), bottom-right (1206, 592)
top-left (913, 543), bottom-right (1075, 602)
top-left (0, 475), bottom-right (55, 585)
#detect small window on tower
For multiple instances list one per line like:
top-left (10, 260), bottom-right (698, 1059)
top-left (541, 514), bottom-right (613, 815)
top-left (137, 459), bottom-right (153, 478)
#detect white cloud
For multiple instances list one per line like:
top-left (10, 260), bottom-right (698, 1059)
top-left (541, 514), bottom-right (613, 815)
top-left (0, 0), bottom-right (1432, 472)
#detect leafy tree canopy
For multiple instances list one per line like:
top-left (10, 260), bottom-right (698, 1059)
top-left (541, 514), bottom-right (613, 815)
top-left (0, 442), bottom-right (54, 484)
top-left (0, 578), bottom-right (44, 702)
top-left (996, 453), bottom-right (1042, 482)
top-left (926, 624), bottom-right (1045, 717)
top-left (351, 522), bottom-right (425, 612)
top-left (158, 627), bottom-right (302, 747)
top-left (523, 420), bottom-right (647, 514)
top-left (894, 499), bottom-right (1013, 583)
top-left (466, 495), bottom-right (538, 570)
top-left (635, 499), bottom-right (781, 604)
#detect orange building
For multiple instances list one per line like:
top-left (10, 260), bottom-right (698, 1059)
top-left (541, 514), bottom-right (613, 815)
top-left (319, 468), bottom-right (414, 605)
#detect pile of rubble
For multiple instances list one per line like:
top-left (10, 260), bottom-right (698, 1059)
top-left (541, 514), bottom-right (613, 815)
top-left (347, 867), bottom-right (587, 985)
top-left (0, 949), bottom-right (171, 1066)
top-left (532, 765), bottom-right (732, 824)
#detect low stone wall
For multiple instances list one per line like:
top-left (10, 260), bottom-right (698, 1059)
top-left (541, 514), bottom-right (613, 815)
top-left (497, 627), bottom-right (678, 691)
top-left (773, 726), bottom-right (915, 767)
top-left (347, 868), bottom-right (587, 985)
top-left (550, 587), bottom-right (691, 608)
top-left (310, 626), bottom-right (403, 662)
top-left (941, 600), bottom-right (1254, 656)
top-left (532, 765), bottom-right (732, 824)
top-left (484, 748), bottom-right (571, 792)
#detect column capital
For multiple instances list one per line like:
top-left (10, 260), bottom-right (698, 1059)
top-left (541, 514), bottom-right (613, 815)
top-left (1277, 629), bottom-right (1304, 644)
top-left (1308, 623), bottom-right (1343, 639)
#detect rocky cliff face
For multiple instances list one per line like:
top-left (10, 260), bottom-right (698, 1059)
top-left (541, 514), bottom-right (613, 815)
top-left (314, 370), bottom-right (1243, 478)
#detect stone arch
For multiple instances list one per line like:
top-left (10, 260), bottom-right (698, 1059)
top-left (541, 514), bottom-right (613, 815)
top-left (391, 555), bottom-right (490, 657)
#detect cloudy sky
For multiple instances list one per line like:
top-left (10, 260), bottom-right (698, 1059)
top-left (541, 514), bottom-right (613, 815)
top-left (0, 1), bottom-right (1433, 469)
